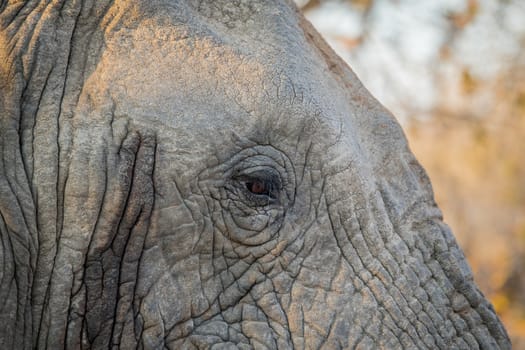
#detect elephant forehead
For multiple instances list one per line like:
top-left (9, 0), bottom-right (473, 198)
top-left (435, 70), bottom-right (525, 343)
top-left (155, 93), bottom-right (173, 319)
top-left (82, 7), bottom-right (357, 144)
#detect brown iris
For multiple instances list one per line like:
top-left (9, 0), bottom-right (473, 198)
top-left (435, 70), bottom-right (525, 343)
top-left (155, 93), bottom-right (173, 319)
top-left (246, 180), bottom-right (270, 196)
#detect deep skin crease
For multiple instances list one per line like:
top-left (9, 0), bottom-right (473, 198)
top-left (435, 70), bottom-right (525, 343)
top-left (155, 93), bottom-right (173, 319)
top-left (0, 0), bottom-right (510, 349)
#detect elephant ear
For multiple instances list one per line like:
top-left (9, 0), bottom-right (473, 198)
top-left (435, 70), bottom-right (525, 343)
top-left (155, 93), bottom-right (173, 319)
top-left (297, 10), bottom-right (510, 349)
top-left (0, 3), bottom-right (46, 347)
top-left (0, 2), bottom-right (112, 347)
top-left (0, 101), bottom-right (38, 349)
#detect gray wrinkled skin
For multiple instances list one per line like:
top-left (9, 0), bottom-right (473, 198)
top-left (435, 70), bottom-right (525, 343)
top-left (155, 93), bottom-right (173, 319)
top-left (0, 0), bottom-right (511, 349)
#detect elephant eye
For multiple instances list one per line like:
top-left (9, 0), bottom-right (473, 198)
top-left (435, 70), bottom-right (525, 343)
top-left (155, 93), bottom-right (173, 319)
top-left (243, 177), bottom-right (278, 202)
top-left (245, 180), bottom-right (271, 196)
top-left (233, 169), bottom-right (281, 206)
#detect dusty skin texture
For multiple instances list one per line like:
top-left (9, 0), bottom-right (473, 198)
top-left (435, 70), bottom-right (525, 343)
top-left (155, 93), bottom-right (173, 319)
top-left (0, 0), bottom-right (510, 349)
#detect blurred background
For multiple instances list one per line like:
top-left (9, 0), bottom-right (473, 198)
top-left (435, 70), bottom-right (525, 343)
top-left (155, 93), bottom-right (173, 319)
top-left (295, 0), bottom-right (525, 347)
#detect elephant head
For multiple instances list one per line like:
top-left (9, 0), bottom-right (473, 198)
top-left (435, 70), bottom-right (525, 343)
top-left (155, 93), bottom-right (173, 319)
top-left (0, 0), bottom-right (510, 348)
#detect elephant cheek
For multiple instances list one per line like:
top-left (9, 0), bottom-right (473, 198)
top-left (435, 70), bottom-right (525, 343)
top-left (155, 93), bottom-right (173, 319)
top-left (284, 216), bottom-right (360, 348)
top-left (137, 201), bottom-right (216, 327)
top-left (137, 254), bottom-right (212, 346)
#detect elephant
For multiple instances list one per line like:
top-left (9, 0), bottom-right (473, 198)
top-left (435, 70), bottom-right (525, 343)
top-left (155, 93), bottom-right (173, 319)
top-left (0, 0), bottom-right (511, 349)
